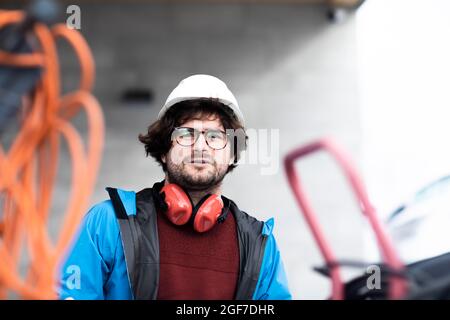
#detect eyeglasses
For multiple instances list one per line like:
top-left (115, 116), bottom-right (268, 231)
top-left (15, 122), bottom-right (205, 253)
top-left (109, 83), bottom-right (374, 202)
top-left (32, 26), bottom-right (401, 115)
top-left (172, 127), bottom-right (229, 150)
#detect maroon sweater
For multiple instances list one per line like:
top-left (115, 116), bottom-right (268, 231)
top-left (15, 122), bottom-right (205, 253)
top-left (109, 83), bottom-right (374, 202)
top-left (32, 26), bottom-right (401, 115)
top-left (156, 208), bottom-right (240, 300)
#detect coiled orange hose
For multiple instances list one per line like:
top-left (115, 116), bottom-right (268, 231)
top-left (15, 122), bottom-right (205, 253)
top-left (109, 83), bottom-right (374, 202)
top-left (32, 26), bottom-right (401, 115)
top-left (0, 9), bottom-right (104, 299)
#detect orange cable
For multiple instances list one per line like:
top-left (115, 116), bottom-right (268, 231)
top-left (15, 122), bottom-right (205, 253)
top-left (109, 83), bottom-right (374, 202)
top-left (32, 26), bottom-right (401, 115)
top-left (0, 9), bottom-right (104, 299)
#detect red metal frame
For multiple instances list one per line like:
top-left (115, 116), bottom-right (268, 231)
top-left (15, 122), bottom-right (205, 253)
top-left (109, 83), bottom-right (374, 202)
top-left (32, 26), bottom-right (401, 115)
top-left (284, 138), bottom-right (407, 299)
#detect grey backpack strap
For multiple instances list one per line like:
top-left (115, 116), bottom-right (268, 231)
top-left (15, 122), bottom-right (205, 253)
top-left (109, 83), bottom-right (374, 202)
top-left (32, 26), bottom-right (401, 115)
top-left (106, 187), bottom-right (160, 300)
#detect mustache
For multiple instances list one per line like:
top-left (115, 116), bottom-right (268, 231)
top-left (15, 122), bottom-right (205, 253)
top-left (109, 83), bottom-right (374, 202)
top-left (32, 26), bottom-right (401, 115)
top-left (183, 153), bottom-right (215, 164)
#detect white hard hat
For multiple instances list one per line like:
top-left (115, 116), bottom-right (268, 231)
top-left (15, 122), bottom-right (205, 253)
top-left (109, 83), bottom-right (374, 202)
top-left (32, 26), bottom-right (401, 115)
top-left (158, 74), bottom-right (245, 126)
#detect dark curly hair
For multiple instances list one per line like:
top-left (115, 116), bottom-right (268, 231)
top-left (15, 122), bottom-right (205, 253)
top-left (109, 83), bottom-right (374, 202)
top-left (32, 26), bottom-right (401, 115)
top-left (139, 98), bottom-right (247, 173)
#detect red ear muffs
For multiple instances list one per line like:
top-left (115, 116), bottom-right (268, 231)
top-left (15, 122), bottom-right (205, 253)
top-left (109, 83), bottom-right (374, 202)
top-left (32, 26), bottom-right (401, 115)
top-left (193, 194), bottom-right (223, 233)
top-left (160, 184), bottom-right (192, 226)
top-left (160, 184), bottom-right (224, 233)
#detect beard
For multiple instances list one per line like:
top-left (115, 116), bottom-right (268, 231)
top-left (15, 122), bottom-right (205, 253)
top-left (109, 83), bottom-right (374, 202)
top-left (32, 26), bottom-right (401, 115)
top-left (166, 152), bottom-right (228, 192)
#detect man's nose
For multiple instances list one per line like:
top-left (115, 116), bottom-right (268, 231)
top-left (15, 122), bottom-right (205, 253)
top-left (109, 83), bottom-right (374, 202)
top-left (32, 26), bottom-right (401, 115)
top-left (193, 132), bottom-right (208, 151)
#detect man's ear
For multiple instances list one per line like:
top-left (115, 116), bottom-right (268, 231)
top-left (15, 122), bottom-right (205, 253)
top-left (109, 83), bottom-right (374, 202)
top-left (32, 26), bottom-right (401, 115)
top-left (161, 154), bottom-right (166, 164)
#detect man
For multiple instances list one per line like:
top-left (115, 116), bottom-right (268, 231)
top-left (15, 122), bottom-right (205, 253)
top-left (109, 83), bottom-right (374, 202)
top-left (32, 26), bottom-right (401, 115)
top-left (59, 74), bottom-right (291, 300)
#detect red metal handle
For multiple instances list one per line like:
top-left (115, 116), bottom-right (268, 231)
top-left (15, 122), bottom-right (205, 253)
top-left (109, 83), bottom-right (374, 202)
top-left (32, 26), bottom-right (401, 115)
top-left (284, 137), bottom-right (407, 300)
